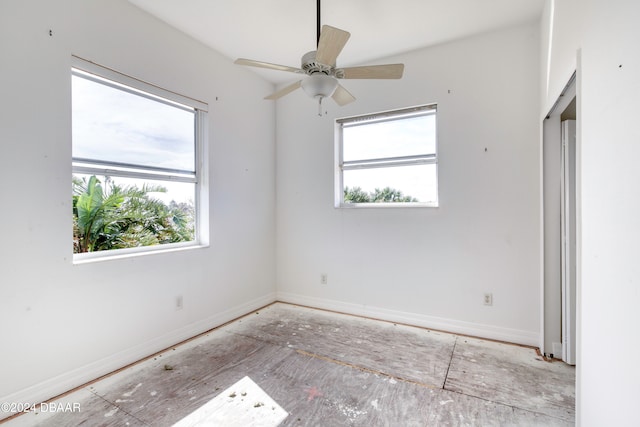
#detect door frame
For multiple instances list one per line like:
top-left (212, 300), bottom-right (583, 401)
top-left (561, 119), bottom-right (577, 365)
top-left (542, 72), bottom-right (577, 358)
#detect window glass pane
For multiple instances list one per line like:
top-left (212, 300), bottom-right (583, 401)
top-left (72, 174), bottom-right (195, 254)
top-left (72, 75), bottom-right (195, 172)
top-left (343, 164), bottom-right (437, 204)
top-left (343, 114), bottom-right (436, 161)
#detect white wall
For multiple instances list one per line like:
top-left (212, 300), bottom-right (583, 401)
top-left (0, 0), bottom-right (276, 414)
top-left (276, 24), bottom-right (541, 346)
top-left (541, 0), bottom-right (640, 424)
top-left (540, 0), bottom-right (582, 114)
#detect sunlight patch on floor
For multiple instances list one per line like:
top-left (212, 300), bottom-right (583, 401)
top-left (172, 376), bottom-right (288, 427)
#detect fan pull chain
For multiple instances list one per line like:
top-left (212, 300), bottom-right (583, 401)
top-left (317, 97), bottom-right (323, 116)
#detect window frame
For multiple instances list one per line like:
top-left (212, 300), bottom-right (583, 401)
top-left (71, 56), bottom-right (209, 262)
top-left (335, 104), bottom-right (438, 208)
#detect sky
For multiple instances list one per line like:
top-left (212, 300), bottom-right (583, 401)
top-left (342, 113), bottom-right (438, 203)
top-left (72, 73), bottom-right (196, 205)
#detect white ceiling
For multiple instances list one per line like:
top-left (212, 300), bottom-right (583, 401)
top-left (128, 0), bottom-right (544, 84)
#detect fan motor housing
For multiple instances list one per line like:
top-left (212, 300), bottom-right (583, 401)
top-left (301, 51), bottom-right (341, 77)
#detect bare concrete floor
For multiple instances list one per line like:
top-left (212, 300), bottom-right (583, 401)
top-left (3, 303), bottom-right (575, 426)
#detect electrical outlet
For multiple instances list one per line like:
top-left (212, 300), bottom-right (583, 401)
top-left (483, 293), bottom-right (493, 306)
top-left (320, 274), bottom-right (328, 285)
top-left (176, 295), bottom-right (183, 310)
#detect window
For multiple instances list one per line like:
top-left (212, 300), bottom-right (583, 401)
top-left (336, 104), bottom-right (438, 207)
top-left (71, 57), bottom-right (207, 259)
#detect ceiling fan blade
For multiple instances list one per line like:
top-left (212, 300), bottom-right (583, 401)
top-left (332, 84), bottom-right (356, 106)
top-left (315, 25), bottom-right (350, 66)
top-left (235, 58), bottom-right (302, 74)
top-left (265, 80), bottom-right (302, 100)
top-left (339, 64), bottom-right (405, 79)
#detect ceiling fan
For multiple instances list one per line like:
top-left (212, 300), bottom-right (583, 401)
top-left (234, 0), bottom-right (404, 115)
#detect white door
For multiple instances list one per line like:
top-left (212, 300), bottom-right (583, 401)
top-left (561, 119), bottom-right (577, 365)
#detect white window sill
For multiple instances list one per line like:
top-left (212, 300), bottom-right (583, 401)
top-left (73, 243), bottom-right (208, 265)
top-left (337, 202), bottom-right (439, 209)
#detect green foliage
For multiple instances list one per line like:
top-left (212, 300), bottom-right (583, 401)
top-left (344, 186), bottom-right (418, 203)
top-left (343, 186), bottom-right (371, 203)
top-left (72, 176), bottom-right (195, 253)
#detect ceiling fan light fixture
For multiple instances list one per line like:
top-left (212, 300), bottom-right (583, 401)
top-left (301, 74), bottom-right (338, 99)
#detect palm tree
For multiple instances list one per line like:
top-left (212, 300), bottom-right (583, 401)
top-left (72, 176), bottom-right (194, 253)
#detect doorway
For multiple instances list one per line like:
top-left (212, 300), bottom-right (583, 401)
top-left (543, 73), bottom-right (577, 365)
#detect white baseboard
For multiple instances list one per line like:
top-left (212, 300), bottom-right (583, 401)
top-left (276, 292), bottom-right (540, 347)
top-left (0, 293), bottom-right (277, 421)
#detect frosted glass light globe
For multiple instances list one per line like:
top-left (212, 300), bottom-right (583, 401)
top-left (301, 74), bottom-right (338, 99)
